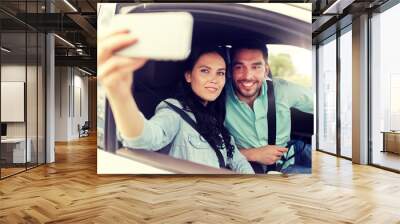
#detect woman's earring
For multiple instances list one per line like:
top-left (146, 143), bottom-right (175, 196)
top-left (184, 72), bottom-right (192, 83)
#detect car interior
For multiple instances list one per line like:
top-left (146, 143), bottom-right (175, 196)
top-left (105, 3), bottom-right (313, 154)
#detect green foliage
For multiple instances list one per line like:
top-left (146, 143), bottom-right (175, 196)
top-left (269, 53), bottom-right (311, 88)
top-left (269, 53), bottom-right (295, 78)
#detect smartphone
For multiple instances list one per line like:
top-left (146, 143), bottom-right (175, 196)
top-left (107, 12), bottom-right (194, 61)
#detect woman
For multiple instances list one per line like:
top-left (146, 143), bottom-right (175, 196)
top-left (98, 29), bottom-right (254, 174)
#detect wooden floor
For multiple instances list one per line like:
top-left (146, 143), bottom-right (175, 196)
top-left (1, 163), bottom-right (45, 178)
top-left (373, 151), bottom-right (400, 171)
top-left (1, 134), bottom-right (400, 223)
top-left (1, 167), bottom-right (25, 178)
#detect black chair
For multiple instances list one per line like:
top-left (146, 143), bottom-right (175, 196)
top-left (79, 121), bottom-right (90, 138)
top-left (290, 108), bottom-right (314, 145)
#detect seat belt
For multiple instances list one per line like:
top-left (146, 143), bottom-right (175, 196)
top-left (266, 79), bottom-right (277, 171)
top-left (266, 80), bottom-right (277, 145)
top-left (249, 79), bottom-right (276, 173)
top-left (163, 101), bottom-right (227, 169)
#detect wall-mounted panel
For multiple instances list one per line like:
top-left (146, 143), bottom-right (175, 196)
top-left (1, 82), bottom-right (25, 122)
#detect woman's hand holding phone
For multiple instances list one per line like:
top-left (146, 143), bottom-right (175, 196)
top-left (98, 28), bottom-right (147, 99)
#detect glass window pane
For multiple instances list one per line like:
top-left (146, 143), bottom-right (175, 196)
top-left (38, 32), bottom-right (45, 165)
top-left (371, 3), bottom-right (400, 171)
top-left (1, 0), bottom-right (46, 179)
top-left (27, 31), bottom-right (38, 169)
top-left (1, 22), bottom-right (27, 177)
top-left (318, 37), bottom-right (337, 154)
top-left (340, 29), bottom-right (352, 158)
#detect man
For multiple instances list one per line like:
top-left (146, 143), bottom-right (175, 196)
top-left (225, 41), bottom-right (313, 173)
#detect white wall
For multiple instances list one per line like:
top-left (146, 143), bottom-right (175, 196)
top-left (72, 73), bottom-right (89, 138)
top-left (55, 66), bottom-right (69, 141)
top-left (1, 65), bottom-right (26, 81)
top-left (54, 67), bottom-right (89, 141)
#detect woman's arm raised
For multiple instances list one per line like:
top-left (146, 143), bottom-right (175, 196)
top-left (98, 29), bottom-right (148, 139)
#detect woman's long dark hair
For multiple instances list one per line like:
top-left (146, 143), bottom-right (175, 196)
top-left (176, 46), bottom-right (235, 160)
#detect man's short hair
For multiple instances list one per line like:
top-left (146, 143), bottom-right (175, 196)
top-left (230, 40), bottom-right (269, 63)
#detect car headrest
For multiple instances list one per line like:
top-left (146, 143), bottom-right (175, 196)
top-left (133, 61), bottom-right (185, 119)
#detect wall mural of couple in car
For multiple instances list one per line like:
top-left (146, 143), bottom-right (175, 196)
top-left (97, 3), bottom-right (313, 174)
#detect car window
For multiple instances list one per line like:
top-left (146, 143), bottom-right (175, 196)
top-left (97, 84), bottom-right (106, 149)
top-left (267, 44), bottom-right (312, 88)
top-left (240, 3), bottom-right (311, 23)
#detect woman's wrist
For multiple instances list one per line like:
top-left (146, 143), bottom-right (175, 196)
top-left (105, 88), bottom-right (133, 102)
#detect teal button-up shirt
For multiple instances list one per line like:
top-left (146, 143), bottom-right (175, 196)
top-left (225, 78), bottom-right (313, 170)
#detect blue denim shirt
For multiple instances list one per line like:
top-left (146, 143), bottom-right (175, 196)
top-left (118, 98), bottom-right (254, 174)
